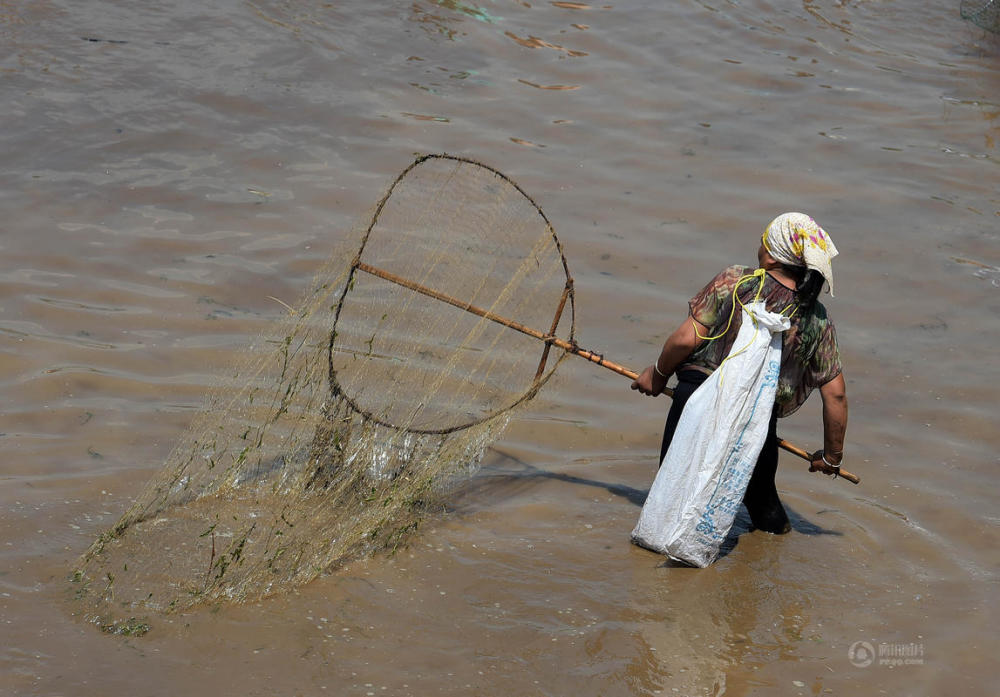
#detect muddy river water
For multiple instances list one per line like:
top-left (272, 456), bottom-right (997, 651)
top-left (2, 1), bottom-right (998, 695)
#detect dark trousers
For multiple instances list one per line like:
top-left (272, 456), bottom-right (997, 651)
top-left (659, 370), bottom-right (791, 534)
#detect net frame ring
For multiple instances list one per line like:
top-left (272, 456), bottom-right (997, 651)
top-left (960, 0), bottom-right (1000, 33)
top-left (327, 153), bottom-right (576, 435)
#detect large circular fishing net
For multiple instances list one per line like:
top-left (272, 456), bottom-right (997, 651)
top-left (71, 155), bottom-right (576, 628)
top-left (328, 154), bottom-right (574, 434)
top-left (961, 0), bottom-right (1000, 33)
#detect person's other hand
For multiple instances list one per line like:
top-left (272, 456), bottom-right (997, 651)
top-left (809, 450), bottom-right (841, 476)
top-left (630, 365), bottom-right (668, 397)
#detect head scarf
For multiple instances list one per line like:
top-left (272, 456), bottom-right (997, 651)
top-left (763, 212), bottom-right (839, 295)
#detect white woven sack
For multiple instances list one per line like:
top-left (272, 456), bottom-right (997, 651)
top-left (631, 301), bottom-right (790, 567)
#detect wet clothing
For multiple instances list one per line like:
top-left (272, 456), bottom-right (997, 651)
top-left (682, 265), bottom-right (842, 418)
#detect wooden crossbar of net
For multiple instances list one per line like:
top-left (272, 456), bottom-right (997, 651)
top-left (326, 154), bottom-right (577, 435)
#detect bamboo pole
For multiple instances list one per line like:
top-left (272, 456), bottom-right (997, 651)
top-left (356, 261), bottom-right (860, 484)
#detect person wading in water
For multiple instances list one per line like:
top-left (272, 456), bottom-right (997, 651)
top-left (631, 212), bottom-right (848, 534)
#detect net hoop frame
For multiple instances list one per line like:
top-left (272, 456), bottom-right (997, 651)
top-left (327, 153), bottom-right (576, 436)
top-left (961, 0), bottom-right (999, 33)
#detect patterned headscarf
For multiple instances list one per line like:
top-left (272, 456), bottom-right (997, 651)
top-left (763, 212), bottom-right (839, 295)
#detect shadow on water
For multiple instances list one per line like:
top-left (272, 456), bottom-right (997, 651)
top-left (453, 446), bottom-right (842, 565)
top-left (453, 446), bottom-right (648, 508)
top-left (651, 503), bottom-right (842, 567)
top-left (785, 504), bottom-right (844, 537)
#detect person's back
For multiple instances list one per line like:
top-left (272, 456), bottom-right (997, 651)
top-left (680, 264), bottom-right (841, 419)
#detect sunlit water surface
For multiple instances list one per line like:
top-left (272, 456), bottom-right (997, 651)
top-left (2, 1), bottom-right (998, 695)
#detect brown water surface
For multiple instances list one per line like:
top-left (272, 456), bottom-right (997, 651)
top-left (2, 1), bottom-right (998, 695)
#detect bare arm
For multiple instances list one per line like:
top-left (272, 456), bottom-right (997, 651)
top-left (809, 372), bottom-right (848, 475)
top-left (630, 316), bottom-right (707, 397)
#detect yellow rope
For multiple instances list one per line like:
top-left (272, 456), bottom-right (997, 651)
top-left (692, 268), bottom-right (766, 341)
top-left (694, 268), bottom-right (769, 387)
top-left (689, 268), bottom-right (800, 387)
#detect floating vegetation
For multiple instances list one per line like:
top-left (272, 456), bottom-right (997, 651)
top-left (95, 616), bottom-right (151, 637)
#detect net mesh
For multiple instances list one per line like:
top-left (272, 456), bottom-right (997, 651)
top-left (330, 154), bottom-right (573, 433)
top-left (71, 155), bottom-right (574, 628)
top-left (962, 0), bottom-right (1000, 33)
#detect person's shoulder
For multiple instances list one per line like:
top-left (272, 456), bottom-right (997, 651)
top-left (692, 265), bottom-right (748, 304)
top-left (803, 302), bottom-right (838, 345)
top-left (713, 264), bottom-right (753, 284)
top-left (810, 300), bottom-right (832, 323)
top-left (695, 265), bottom-right (755, 299)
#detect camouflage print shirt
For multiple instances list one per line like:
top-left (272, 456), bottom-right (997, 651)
top-left (680, 265), bottom-right (842, 418)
